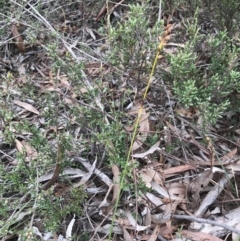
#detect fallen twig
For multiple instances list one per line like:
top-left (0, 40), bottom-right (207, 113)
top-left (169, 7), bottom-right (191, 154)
top-left (173, 214), bottom-right (240, 235)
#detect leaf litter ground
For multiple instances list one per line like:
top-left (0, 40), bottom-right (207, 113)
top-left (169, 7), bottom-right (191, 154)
top-left (1, 1), bottom-right (240, 241)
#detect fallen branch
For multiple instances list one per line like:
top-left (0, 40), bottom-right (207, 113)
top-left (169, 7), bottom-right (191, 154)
top-left (173, 214), bottom-right (240, 235)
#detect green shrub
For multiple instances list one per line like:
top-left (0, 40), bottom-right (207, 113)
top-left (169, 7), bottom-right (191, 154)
top-left (209, 0), bottom-right (240, 35)
top-left (107, 4), bottom-right (163, 74)
top-left (169, 16), bottom-right (240, 125)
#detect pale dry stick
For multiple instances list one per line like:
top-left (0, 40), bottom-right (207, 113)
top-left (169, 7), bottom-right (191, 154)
top-left (106, 0), bottom-right (111, 33)
top-left (67, 37), bottom-right (104, 62)
top-left (173, 214), bottom-right (240, 235)
top-left (110, 0), bottom-right (126, 15)
top-left (73, 157), bottom-right (113, 187)
top-left (194, 173), bottom-right (233, 216)
top-left (73, 159), bottom-right (120, 239)
top-left (216, 198), bottom-right (240, 204)
top-left (0, 149), bottom-right (15, 161)
top-left (158, 0), bottom-right (162, 21)
top-left (199, 150), bottom-right (209, 161)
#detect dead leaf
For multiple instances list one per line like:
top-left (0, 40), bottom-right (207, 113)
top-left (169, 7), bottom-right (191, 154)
top-left (18, 64), bottom-right (26, 75)
top-left (168, 183), bottom-right (186, 197)
top-left (122, 226), bottom-right (134, 241)
top-left (112, 164), bottom-right (120, 203)
top-left (132, 109), bottom-right (149, 151)
top-left (125, 211), bottom-right (150, 231)
top-left (153, 183), bottom-right (185, 226)
top-left (151, 180), bottom-right (183, 201)
top-left (180, 230), bottom-right (224, 241)
top-left (15, 139), bottom-right (24, 153)
top-left (159, 225), bottom-right (176, 239)
top-left (220, 147), bottom-right (237, 162)
top-left (96, 4), bottom-right (107, 21)
top-left (98, 224), bottom-right (123, 235)
top-left (165, 42), bottom-right (185, 48)
top-left (38, 168), bottom-right (86, 183)
top-left (74, 157), bottom-right (112, 187)
top-left (145, 192), bottom-right (164, 207)
top-left (11, 24), bottom-right (26, 53)
top-left (43, 163), bottom-right (61, 191)
top-left (59, 76), bottom-right (71, 88)
top-left (165, 121), bottom-right (180, 136)
top-left (73, 157), bottom-right (97, 187)
top-left (132, 141), bottom-right (160, 158)
top-left (14, 100), bottom-right (40, 115)
top-left (151, 205), bottom-right (172, 224)
top-left (85, 27), bottom-right (96, 40)
top-left (21, 141), bottom-right (38, 161)
top-left (163, 164), bottom-right (196, 176)
top-left (66, 215), bottom-right (75, 239)
top-left (96, 1), bottom-right (116, 21)
top-left (176, 107), bottom-right (199, 119)
top-left (144, 207), bottom-right (151, 234)
top-left (225, 164), bottom-right (240, 171)
top-left (139, 168), bottom-right (163, 188)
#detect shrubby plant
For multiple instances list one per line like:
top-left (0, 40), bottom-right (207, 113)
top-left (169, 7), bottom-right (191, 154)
top-left (107, 4), bottom-right (163, 74)
top-left (170, 17), bottom-right (240, 125)
top-left (164, 0), bottom-right (240, 35)
top-left (209, 0), bottom-right (240, 35)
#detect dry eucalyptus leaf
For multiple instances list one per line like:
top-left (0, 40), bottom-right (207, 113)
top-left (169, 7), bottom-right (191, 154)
top-left (146, 192), bottom-right (165, 207)
top-left (132, 141), bottom-right (160, 158)
top-left (141, 206), bottom-right (151, 234)
top-left (14, 100), bottom-right (40, 115)
top-left (188, 169), bottom-right (213, 194)
top-left (151, 205), bottom-right (172, 224)
top-left (38, 168), bottom-right (86, 182)
top-left (180, 230), bottom-right (224, 241)
top-left (122, 226), bottom-right (134, 241)
top-left (220, 147), bottom-right (237, 162)
top-left (139, 167), bottom-right (163, 188)
top-left (132, 109), bottom-right (149, 151)
top-left (15, 139), bottom-right (24, 153)
top-left (11, 24), bottom-right (25, 53)
top-left (66, 215), bottom-right (75, 240)
top-left (15, 140), bottom-right (38, 161)
top-left (125, 211), bottom-right (150, 231)
top-left (163, 164), bottom-right (195, 177)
